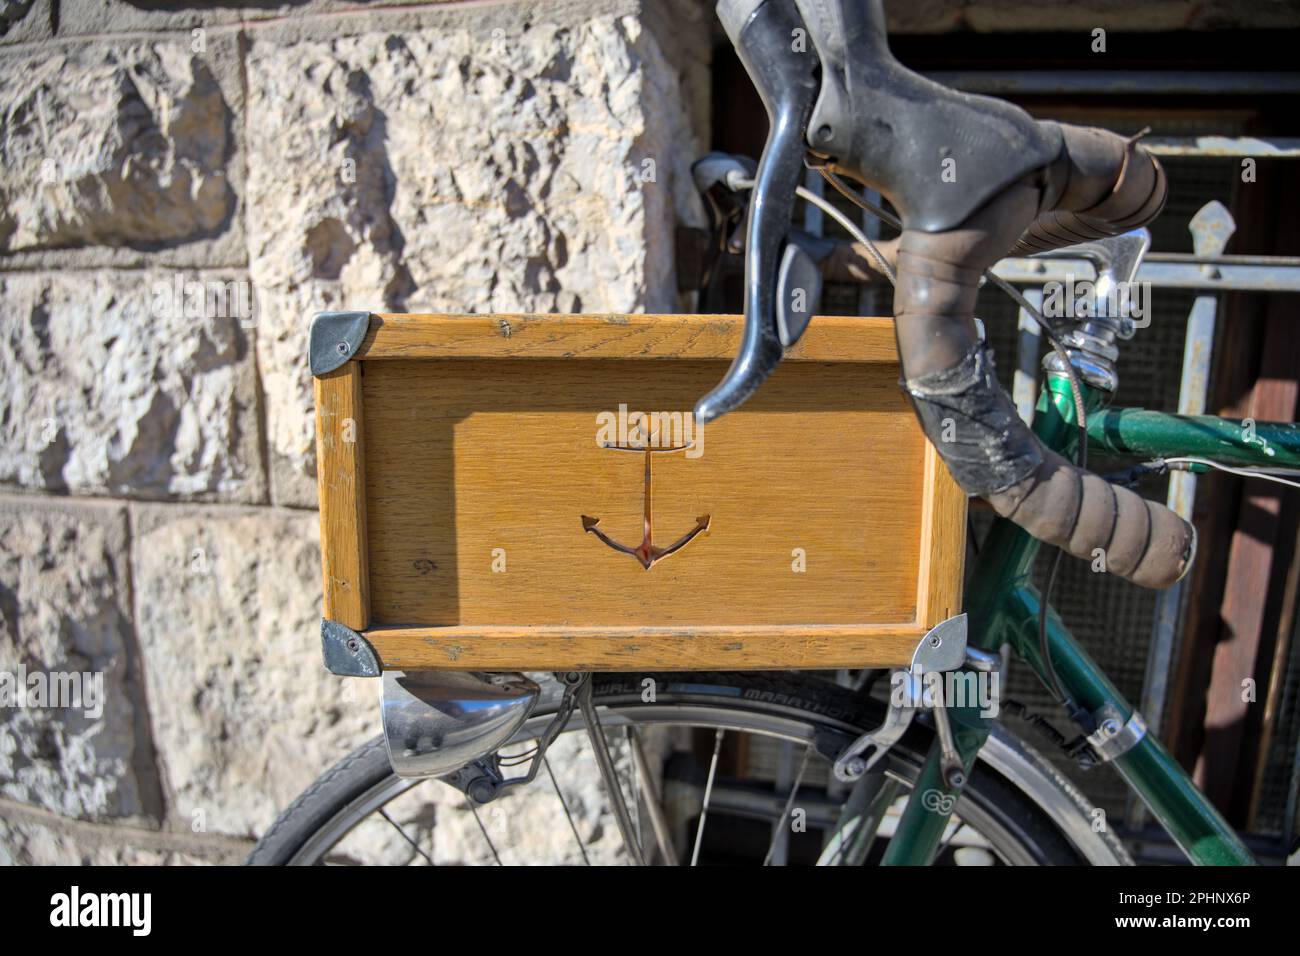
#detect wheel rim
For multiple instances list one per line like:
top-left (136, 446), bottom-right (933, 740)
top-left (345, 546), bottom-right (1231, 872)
top-left (286, 700), bottom-right (1053, 866)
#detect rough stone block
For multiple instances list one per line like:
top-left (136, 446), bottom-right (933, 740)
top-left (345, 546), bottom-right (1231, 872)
top-left (1, 42), bottom-right (230, 252)
top-left (245, 11), bottom-right (703, 504)
top-left (130, 503), bottom-right (375, 837)
top-left (0, 31), bottom-right (246, 269)
top-left (0, 495), bottom-right (162, 821)
top-left (0, 0), bottom-right (53, 43)
top-left (0, 271), bottom-right (266, 503)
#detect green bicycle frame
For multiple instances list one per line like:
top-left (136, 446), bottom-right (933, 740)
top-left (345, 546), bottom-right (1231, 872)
top-left (881, 372), bottom-right (1299, 866)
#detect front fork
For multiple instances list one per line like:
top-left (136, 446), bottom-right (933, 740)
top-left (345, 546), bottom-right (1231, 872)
top-left (882, 372), bottom-right (1255, 865)
top-left (879, 701), bottom-right (990, 865)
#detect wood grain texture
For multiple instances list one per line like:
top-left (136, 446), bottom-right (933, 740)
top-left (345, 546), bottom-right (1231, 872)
top-left (313, 312), bottom-right (966, 670)
top-left (916, 439), bottom-right (968, 626)
top-left (361, 313), bottom-right (899, 363)
top-left (365, 624), bottom-right (925, 671)
top-left (362, 358), bottom-right (923, 629)
top-left (314, 364), bottom-right (369, 630)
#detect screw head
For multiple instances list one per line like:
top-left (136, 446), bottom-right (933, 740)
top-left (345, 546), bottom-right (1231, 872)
top-left (336, 341), bottom-right (350, 355)
top-left (834, 756), bottom-right (866, 782)
top-left (929, 635), bottom-right (942, 647)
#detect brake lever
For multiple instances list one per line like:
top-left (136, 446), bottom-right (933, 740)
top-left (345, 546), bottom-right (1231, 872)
top-left (694, 0), bottom-right (820, 426)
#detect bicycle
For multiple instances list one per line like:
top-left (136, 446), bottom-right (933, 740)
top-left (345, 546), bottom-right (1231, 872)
top-left (249, 0), bottom-right (1299, 865)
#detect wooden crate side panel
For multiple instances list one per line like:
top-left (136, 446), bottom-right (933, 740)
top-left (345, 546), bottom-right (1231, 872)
top-left (361, 313), bottom-right (898, 363)
top-left (361, 356), bottom-right (926, 631)
top-left (364, 624), bottom-right (922, 671)
top-left (314, 364), bottom-right (370, 630)
top-left (916, 439), bottom-right (968, 629)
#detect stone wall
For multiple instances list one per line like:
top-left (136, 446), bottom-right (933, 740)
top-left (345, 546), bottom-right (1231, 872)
top-left (5, 0), bottom-right (1288, 868)
top-left (0, 0), bottom-right (708, 864)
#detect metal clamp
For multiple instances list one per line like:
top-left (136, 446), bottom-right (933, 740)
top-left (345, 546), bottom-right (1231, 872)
top-left (1086, 703), bottom-right (1148, 762)
top-left (833, 669), bottom-right (919, 782)
top-left (834, 614), bottom-right (970, 783)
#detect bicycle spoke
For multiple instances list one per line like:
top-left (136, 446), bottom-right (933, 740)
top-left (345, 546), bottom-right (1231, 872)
top-left (935, 819), bottom-right (967, 862)
top-left (544, 755), bottom-right (591, 866)
top-left (627, 724), bottom-right (680, 865)
top-left (377, 807), bottom-right (435, 866)
top-left (762, 744), bottom-right (812, 866)
top-left (624, 727), bottom-right (644, 853)
top-left (690, 728), bottom-right (726, 867)
top-left (466, 798), bottom-right (503, 866)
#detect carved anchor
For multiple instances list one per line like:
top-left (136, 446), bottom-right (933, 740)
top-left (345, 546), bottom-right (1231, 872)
top-left (582, 435), bottom-right (710, 570)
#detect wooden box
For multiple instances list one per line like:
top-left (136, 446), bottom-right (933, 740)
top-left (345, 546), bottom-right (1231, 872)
top-left (312, 312), bottom-right (964, 673)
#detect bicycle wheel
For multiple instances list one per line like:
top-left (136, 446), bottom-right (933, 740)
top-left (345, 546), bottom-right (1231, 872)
top-left (247, 671), bottom-right (1129, 865)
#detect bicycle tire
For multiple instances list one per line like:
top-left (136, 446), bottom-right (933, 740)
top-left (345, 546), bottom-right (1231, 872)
top-left (247, 671), bottom-right (1120, 866)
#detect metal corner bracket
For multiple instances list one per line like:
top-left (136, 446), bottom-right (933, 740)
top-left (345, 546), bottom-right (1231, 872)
top-left (321, 619), bottom-right (380, 677)
top-left (910, 613), bottom-right (969, 675)
top-left (309, 311), bottom-right (373, 377)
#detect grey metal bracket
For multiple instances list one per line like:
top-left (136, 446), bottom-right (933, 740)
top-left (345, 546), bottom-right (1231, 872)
top-left (833, 614), bottom-right (970, 782)
top-left (832, 670), bottom-right (917, 782)
top-left (910, 613), bottom-right (969, 675)
top-left (321, 619), bottom-right (380, 677)
top-left (309, 311), bottom-right (372, 376)
top-left (910, 614), bottom-right (973, 788)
